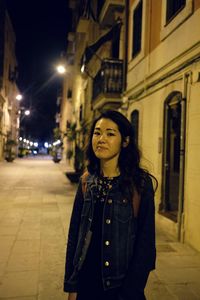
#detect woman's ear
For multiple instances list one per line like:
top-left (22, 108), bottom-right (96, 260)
top-left (122, 136), bottom-right (130, 148)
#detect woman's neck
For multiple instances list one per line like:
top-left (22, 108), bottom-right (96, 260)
top-left (100, 160), bottom-right (120, 177)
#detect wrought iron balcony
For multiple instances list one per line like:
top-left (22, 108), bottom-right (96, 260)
top-left (92, 58), bottom-right (124, 110)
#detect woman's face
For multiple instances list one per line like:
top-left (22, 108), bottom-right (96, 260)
top-left (92, 118), bottom-right (122, 161)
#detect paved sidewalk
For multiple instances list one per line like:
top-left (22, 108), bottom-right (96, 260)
top-left (146, 223), bottom-right (200, 299)
top-left (0, 157), bottom-right (200, 300)
top-left (0, 157), bottom-right (75, 300)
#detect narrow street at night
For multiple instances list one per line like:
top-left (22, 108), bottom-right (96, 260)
top-left (0, 157), bottom-right (200, 300)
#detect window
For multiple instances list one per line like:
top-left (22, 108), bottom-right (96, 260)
top-left (128, 0), bottom-right (146, 69)
top-left (132, 0), bottom-right (143, 58)
top-left (79, 104), bottom-right (83, 122)
top-left (160, 0), bottom-right (193, 40)
top-left (67, 89), bottom-right (72, 98)
top-left (166, 0), bottom-right (186, 23)
top-left (131, 110), bottom-right (139, 145)
top-left (111, 26), bottom-right (120, 59)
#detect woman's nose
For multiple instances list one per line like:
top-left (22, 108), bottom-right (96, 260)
top-left (99, 133), bottom-right (106, 142)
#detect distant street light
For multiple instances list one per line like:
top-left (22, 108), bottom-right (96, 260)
top-left (56, 65), bottom-right (66, 74)
top-left (53, 139), bottom-right (61, 146)
top-left (16, 94), bottom-right (23, 101)
top-left (81, 64), bottom-right (85, 73)
top-left (24, 110), bottom-right (30, 116)
top-left (18, 108), bottom-right (31, 119)
top-left (18, 108), bottom-right (31, 141)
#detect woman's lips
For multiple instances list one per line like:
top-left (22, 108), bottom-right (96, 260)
top-left (96, 146), bottom-right (107, 150)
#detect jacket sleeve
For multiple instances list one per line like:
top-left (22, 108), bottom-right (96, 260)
top-left (63, 179), bottom-right (84, 292)
top-left (118, 176), bottom-right (156, 300)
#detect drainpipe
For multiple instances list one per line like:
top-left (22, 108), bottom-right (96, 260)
top-left (124, 0), bottom-right (129, 93)
top-left (177, 73), bottom-right (189, 241)
top-left (120, 0), bottom-right (129, 117)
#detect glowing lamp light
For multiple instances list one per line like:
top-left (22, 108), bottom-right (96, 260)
top-left (16, 94), bottom-right (22, 101)
top-left (57, 65), bottom-right (66, 74)
top-left (24, 110), bottom-right (30, 116)
top-left (81, 64), bottom-right (85, 73)
top-left (53, 139), bottom-right (61, 146)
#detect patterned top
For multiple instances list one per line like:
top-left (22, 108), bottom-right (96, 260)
top-left (91, 175), bottom-right (119, 230)
top-left (96, 175), bottom-right (116, 201)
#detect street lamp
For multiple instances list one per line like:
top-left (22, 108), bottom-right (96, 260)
top-left (56, 65), bottom-right (66, 74)
top-left (16, 94), bottom-right (23, 101)
top-left (18, 108), bottom-right (31, 120)
top-left (18, 108), bottom-right (31, 142)
top-left (24, 109), bottom-right (30, 116)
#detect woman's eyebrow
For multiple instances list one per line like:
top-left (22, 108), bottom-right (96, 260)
top-left (94, 127), bottom-right (117, 132)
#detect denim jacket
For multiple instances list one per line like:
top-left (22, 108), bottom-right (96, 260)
top-left (64, 173), bottom-right (156, 298)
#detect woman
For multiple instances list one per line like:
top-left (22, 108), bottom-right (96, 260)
top-left (64, 110), bottom-right (157, 300)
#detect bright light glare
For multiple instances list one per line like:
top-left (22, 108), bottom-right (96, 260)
top-left (24, 110), bottom-right (30, 116)
top-left (44, 142), bottom-right (49, 148)
top-left (16, 94), bottom-right (22, 101)
top-left (34, 142), bottom-right (38, 147)
top-left (57, 65), bottom-right (66, 74)
top-left (53, 139), bottom-right (61, 146)
top-left (81, 64), bottom-right (85, 73)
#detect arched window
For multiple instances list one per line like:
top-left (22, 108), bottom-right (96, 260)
top-left (131, 110), bottom-right (139, 145)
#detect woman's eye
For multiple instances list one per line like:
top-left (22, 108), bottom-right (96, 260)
top-left (107, 133), bottom-right (115, 136)
top-left (93, 131), bottom-right (100, 136)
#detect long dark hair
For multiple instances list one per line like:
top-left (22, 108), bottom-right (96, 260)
top-left (85, 110), bottom-right (157, 196)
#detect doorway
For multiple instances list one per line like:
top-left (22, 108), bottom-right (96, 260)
top-left (161, 92), bottom-right (182, 222)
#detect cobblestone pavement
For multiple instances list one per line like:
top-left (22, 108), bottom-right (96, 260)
top-left (0, 157), bottom-right (200, 300)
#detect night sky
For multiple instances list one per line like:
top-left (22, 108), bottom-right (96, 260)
top-left (5, 0), bottom-right (70, 142)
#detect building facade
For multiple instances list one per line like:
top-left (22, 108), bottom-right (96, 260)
top-left (126, 0), bottom-right (200, 251)
top-left (59, 0), bottom-right (200, 251)
top-left (59, 0), bottom-right (126, 168)
top-left (0, 2), bottom-right (20, 161)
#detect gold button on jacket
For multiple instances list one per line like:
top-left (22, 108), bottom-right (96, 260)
top-left (105, 261), bottom-right (110, 267)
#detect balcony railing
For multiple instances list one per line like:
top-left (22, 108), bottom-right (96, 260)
top-left (92, 58), bottom-right (123, 101)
